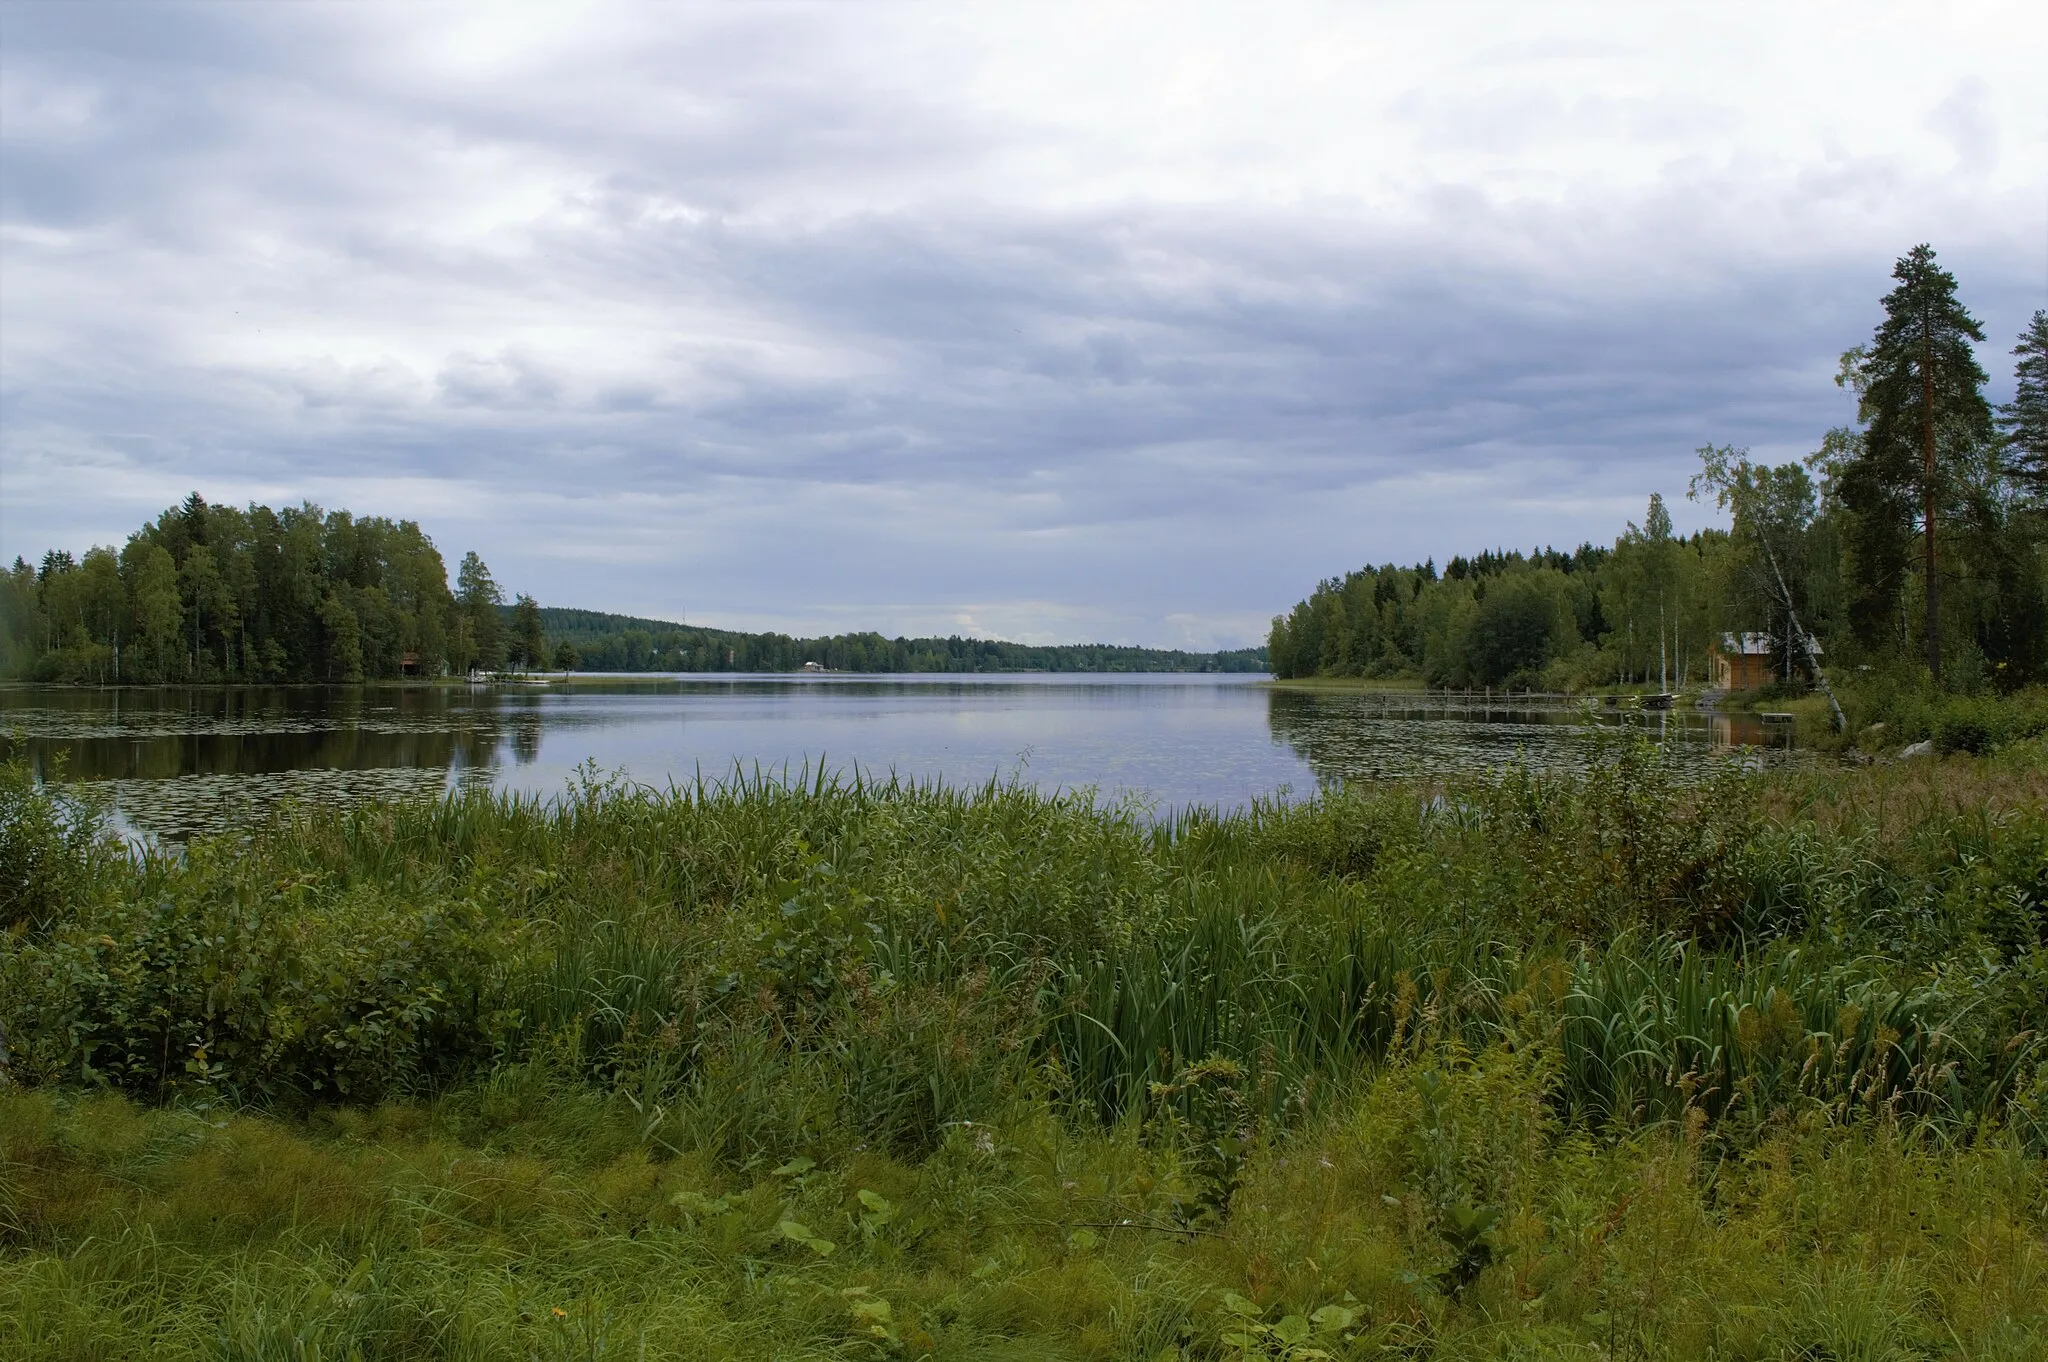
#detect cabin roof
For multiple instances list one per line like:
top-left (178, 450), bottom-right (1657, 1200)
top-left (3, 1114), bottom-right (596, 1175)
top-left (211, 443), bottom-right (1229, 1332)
top-left (1716, 631), bottom-right (1822, 657)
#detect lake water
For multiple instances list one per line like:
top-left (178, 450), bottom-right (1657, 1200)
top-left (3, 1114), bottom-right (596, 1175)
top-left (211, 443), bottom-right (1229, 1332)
top-left (0, 676), bottom-right (1794, 840)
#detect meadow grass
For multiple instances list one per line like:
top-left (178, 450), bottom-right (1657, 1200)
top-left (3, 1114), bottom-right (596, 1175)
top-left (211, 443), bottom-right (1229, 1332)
top-left (2, 735), bottom-right (2045, 1358)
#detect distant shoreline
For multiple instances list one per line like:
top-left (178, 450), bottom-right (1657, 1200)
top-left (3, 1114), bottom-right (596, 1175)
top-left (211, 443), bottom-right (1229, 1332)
top-left (1, 668), bottom-right (1277, 690)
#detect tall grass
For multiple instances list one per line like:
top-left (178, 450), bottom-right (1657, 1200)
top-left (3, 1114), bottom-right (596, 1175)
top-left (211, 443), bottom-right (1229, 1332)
top-left (3, 741), bottom-right (2046, 1354)
top-left (6, 741), bottom-right (2044, 1141)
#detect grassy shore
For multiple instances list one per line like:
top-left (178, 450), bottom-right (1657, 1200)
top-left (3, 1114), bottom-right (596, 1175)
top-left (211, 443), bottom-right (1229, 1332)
top-left (3, 738), bottom-right (2046, 1358)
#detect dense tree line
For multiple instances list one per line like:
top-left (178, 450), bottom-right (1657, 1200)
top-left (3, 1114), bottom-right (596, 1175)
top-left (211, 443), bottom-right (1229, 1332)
top-left (539, 608), bottom-right (1267, 673)
top-left (0, 496), bottom-right (548, 683)
top-left (1272, 247), bottom-right (2048, 692)
top-left (0, 498), bottom-right (1267, 683)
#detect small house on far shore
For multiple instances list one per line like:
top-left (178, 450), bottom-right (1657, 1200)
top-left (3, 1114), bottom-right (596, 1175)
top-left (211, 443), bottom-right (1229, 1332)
top-left (1709, 631), bottom-right (1820, 690)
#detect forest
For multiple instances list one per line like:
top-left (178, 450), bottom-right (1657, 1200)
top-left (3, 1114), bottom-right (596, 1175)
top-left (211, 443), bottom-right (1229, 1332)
top-left (540, 607), bottom-right (1266, 674)
top-left (0, 507), bottom-right (1263, 683)
top-left (0, 497), bottom-right (538, 685)
top-left (1271, 251), bottom-right (2048, 698)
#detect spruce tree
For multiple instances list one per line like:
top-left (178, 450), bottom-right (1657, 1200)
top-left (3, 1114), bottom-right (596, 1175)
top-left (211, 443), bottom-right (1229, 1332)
top-left (2000, 309), bottom-right (2048, 495)
top-left (456, 551), bottom-right (505, 672)
top-left (511, 593), bottom-right (545, 670)
top-left (1847, 244), bottom-right (1991, 684)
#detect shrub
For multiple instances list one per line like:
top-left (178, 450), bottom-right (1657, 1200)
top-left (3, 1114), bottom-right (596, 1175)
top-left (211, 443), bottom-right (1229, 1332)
top-left (0, 758), bottom-right (118, 936)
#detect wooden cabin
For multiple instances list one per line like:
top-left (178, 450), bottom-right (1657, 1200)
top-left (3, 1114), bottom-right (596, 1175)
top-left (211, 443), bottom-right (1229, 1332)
top-left (1709, 633), bottom-right (1774, 690)
top-left (1709, 631), bottom-right (1821, 690)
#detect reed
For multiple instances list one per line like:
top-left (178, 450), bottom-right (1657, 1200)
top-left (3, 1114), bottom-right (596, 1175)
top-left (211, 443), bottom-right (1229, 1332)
top-left (3, 740), bottom-right (2045, 1355)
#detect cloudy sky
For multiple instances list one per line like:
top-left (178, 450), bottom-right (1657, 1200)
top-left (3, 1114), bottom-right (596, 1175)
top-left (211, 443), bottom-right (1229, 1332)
top-left (2, 3), bottom-right (2042, 647)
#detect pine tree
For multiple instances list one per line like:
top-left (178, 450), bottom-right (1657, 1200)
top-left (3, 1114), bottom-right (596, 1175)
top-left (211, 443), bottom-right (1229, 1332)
top-left (511, 593), bottom-right (545, 670)
top-left (2000, 310), bottom-right (2048, 495)
top-left (456, 551), bottom-right (504, 672)
top-left (1846, 245), bottom-right (1991, 684)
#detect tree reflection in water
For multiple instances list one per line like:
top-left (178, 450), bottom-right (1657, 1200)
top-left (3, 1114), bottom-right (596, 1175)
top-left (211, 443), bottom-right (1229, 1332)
top-left (0, 685), bottom-right (516, 840)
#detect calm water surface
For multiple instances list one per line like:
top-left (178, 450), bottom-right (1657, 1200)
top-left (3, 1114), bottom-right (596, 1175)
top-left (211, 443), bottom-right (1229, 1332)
top-left (1, 676), bottom-right (1794, 840)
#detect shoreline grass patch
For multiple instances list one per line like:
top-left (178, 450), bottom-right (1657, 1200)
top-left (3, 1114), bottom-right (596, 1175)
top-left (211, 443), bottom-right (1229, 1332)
top-left (4, 740), bottom-right (2046, 1356)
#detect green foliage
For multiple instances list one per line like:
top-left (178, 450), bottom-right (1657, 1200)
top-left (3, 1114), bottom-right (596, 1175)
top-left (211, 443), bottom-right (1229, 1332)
top-left (1267, 531), bottom-right (1748, 692)
top-left (2002, 309), bottom-right (2048, 494)
top-left (1846, 679), bottom-right (2048, 754)
top-left (2, 1064), bottom-right (2040, 1357)
top-left (1148, 1056), bottom-right (1257, 1227)
top-left (1, 495), bottom-right (487, 684)
top-left (1463, 571), bottom-right (1575, 686)
top-left (0, 759), bottom-right (118, 937)
top-left (1845, 244), bottom-right (1995, 676)
top-left (510, 593), bottom-right (546, 670)
top-left (1216, 1290), bottom-right (1357, 1359)
top-left (3, 751), bottom-right (2047, 1353)
top-left (454, 549), bottom-right (505, 674)
top-left (3, 502), bottom-right (1267, 681)
top-left (7, 742), bottom-right (2043, 1139)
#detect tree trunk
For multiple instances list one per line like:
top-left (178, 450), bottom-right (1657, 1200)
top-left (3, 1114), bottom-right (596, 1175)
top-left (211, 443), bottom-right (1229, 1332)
top-left (1922, 326), bottom-right (1941, 684)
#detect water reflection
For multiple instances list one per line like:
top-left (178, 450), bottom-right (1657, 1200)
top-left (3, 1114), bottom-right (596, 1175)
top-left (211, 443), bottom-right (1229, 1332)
top-left (1, 685), bottom-right (513, 784)
top-left (1, 678), bottom-right (1802, 842)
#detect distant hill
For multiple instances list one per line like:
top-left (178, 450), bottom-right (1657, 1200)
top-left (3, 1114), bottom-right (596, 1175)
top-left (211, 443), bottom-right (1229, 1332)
top-left (533, 607), bottom-right (1267, 673)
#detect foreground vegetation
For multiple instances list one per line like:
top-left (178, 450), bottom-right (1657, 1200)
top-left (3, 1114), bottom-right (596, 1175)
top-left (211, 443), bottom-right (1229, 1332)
top-left (4, 735), bottom-right (2047, 1358)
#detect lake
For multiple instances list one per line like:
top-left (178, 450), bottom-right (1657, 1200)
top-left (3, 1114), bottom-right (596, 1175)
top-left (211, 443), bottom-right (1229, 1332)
top-left (0, 676), bottom-right (1795, 840)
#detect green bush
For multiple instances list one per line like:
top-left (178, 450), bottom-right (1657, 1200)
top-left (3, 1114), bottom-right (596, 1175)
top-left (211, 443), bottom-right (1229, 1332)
top-left (0, 758), bottom-right (119, 936)
top-left (1847, 679), bottom-right (2048, 752)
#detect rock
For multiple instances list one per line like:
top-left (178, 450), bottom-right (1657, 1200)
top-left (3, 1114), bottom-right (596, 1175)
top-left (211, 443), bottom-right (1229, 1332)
top-left (1864, 722), bottom-right (1885, 736)
top-left (1897, 740), bottom-right (1934, 759)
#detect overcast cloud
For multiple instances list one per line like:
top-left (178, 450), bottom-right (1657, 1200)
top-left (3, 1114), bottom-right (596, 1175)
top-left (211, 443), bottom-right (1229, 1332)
top-left (2, 2), bottom-right (2042, 646)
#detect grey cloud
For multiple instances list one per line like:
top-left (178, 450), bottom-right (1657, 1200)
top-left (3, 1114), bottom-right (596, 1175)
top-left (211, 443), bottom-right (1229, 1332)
top-left (1, 4), bottom-right (2038, 646)
top-left (435, 351), bottom-right (566, 409)
top-left (1928, 79), bottom-right (1996, 177)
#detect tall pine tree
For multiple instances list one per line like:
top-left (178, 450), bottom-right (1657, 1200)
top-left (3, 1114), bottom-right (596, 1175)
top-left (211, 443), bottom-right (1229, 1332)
top-left (456, 551), bottom-right (505, 672)
top-left (1844, 245), bottom-right (1991, 684)
top-left (2000, 309), bottom-right (2048, 496)
top-left (511, 593), bottom-right (545, 670)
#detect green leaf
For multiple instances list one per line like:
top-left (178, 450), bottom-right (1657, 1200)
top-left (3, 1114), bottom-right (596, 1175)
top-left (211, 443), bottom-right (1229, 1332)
top-left (770, 1156), bottom-right (815, 1177)
top-left (776, 1220), bottom-right (835, 1256)
top-left (1309, 1304), bottom-right (1357, 1333)
top-left (1217, 1291), bottom-right (1263, 1318)
top-left (669, 1189), bottom-right (738, 1217)
top-left (1067, 1226), bottom-right (1099, 1251)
